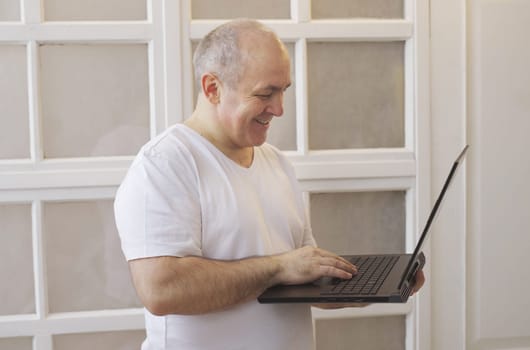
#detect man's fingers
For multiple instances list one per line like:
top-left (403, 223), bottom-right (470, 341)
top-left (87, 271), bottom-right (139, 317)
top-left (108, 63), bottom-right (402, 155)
top-left (309, 249), bottom-right (357, 278)
top-left (318, 257), bottom-right (357, 278)
top-left (411, 269), bottom-right (426, 294)
top-left (278, 247), bottom-right (359, 285)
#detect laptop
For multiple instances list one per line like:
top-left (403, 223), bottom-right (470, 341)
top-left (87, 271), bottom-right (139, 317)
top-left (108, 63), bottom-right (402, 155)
top-left (258, 145), bottom-right (469, 304)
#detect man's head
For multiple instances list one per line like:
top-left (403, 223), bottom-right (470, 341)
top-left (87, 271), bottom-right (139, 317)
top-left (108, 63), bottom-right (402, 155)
top-left (193, 19), bottom-right (286, 91)
top-left (192, 19), bottom-right (292, 149)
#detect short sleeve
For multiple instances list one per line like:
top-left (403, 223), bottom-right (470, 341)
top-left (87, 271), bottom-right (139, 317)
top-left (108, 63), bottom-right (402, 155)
top-left (114, 143), bottom-right (202, 261)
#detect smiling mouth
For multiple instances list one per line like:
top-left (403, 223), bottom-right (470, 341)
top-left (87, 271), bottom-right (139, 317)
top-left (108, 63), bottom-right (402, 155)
top-left (255, 119), bottom-right (271, 125)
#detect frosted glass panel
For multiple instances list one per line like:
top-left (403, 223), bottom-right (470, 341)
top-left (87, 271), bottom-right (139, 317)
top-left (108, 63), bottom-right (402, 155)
top-left (264, 43), bottom-right (296, 151)
top-left (0, 45), bottom-right (29, 159)
top-left (307, 42), bottom-right (404, 150)
top-left (0, 0), bottom-right (20, 21)
top-left (43, 200), bottom-right (141, 313)
top-left (0, 204), bottom-right (35, 315)
top-left (0, 337), bottom-right (33, 350)
top-left (192, 0), bottom-right (290, 19)
top-left (310, 191), bottom-right (405, 255)
top-left (190, 42), bottom-right (296, 151)
top-left (312, 0), bottom-right (403, 19)
top-left (44, 0), bottom-right (146, 21)
top-left (40, 44), bottom-right (150, 158)
top-left (315, 316), bottom-right (405, 350)
top-left (53, 330), bottom-right (146, 350)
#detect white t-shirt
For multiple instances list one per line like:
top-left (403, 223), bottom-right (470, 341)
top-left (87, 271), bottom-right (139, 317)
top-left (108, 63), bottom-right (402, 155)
top-left (114, 124), bottom-right (316, 350)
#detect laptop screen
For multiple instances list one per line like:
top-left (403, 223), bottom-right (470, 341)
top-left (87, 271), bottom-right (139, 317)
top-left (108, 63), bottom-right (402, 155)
top-left (398, 145), bottom-right (469, 288)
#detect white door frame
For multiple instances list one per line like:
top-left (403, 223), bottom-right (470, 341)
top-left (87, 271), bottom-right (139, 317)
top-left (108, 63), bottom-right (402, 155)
top-left (431, 0), bottom-right (468, 349)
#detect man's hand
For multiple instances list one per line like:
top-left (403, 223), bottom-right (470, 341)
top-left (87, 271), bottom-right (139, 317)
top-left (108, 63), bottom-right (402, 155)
top-left (410, 269), bottom-right (426, 295)
top-left (273, 246), bottom-right (357, 286)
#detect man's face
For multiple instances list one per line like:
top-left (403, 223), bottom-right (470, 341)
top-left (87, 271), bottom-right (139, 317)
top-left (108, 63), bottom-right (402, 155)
top-left (216, 41), bottom-right (292, 149)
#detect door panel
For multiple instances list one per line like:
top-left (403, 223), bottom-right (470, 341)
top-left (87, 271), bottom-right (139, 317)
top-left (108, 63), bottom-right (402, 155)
top-left (469, 0), bottom-right (530, 344)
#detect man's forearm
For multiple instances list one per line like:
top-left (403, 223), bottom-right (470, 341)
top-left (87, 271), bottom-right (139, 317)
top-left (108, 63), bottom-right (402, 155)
top-left (130, 255), bottom-right (282, 316)
top-left (129, 246), bottom-right (356, 316)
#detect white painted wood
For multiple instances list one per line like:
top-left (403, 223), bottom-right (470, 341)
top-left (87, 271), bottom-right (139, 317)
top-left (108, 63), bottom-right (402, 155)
top-left (404, 38), bottom-right (415, 151)
top-left (33, 335), bottom-right (52, 350)
top-left (0, 156), bottom-right (133, 171)
top-left (0, 157), bottom-right (414, 190)
top-left (299, 177), bottom-right (414, 195)
top-left (148, 0), bottom-right (166, 136)
top-left (190, 19), bottom-right (414, 41)
top-left (432, 1), bottom-right (530, 350)
top-left (27, 40), bottom-right (43, 162)
top-left (0, 161), bottom-right (413, 191)
top-left (162, 0), bottom-right (184, 125)
top-left (409, 0), bottom-right (432, 348)
top-left (45, 309), bottom-right (145, 334)
top-left (32, 202), bottom-right (49, 319)
top-left (0, 169), bottom-right (127, 190)
top-left (179, 0), bottom-right (195, 120)
top-left (430, 0), bottom-right (468, 349)
top-left (0, 151), bottom-right (415, 191)
top-left (20, 0), bottom-right (42, 24)
top-left (300, 147), bottom-right (414, 162)
top-left (0, 22), bottom-right (154, 43)
top-left (0, 187), bottom-right (118, 203)
top-left (294, 38), bottom-right (309, 154)
top-left (312, 303), bottom-right (412, 320)
top-left (467, 1), bottom-right (530, 348)
top-left (0, 0), bottom-right (154, 347)
top-left (290, 0), bottom-right (311, 23)
top-left (293, 158), bottom-right (415, 180)
top-left (0, 309), bottom-right (144, 336)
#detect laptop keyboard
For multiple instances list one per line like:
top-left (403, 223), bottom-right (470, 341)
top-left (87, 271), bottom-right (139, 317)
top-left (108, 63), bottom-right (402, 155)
top-left (321, 255), bottom-right (399, 295)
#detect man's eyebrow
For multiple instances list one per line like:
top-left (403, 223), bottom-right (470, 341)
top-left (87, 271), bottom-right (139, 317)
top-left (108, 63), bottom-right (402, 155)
top-left (257, 83), bottom-right (292, 92)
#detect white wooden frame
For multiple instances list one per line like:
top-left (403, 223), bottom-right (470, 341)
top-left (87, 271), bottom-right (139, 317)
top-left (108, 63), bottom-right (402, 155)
top-left (0, 0), bottom-right (165, 348)
top-left (0, 0), bottom-right (431, 349)
top-left (432, 1), bottom-right (530, 349)
top-left (430, 0), bottom-right (468, 349)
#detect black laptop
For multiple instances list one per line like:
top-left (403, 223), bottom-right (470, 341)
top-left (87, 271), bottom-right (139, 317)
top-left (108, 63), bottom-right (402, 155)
top-left (258, 145), bottom-right (469, 304)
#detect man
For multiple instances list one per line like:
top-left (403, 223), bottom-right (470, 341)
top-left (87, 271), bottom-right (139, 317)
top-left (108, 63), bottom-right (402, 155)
top-left (114, 19), bottom-right (424, 349)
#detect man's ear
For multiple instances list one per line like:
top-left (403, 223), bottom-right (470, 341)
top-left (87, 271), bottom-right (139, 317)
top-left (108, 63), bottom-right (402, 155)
top-left (201, 73), bottom-right (221, 104)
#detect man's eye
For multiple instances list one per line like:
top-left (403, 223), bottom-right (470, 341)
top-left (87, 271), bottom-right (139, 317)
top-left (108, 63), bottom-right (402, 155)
top-left (256, 93), bottom-right (272, 99)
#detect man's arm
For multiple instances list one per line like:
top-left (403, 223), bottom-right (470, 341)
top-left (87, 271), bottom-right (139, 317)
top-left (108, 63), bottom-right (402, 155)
top-left (129, 246), bottom-right (356, 316)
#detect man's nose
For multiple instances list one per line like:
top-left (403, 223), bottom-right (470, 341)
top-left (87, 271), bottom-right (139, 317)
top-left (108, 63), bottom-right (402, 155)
top-left (268, 92), bottom-right (284, 117)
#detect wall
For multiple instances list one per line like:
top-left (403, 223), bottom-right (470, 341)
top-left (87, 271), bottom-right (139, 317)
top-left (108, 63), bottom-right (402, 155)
top-left (431, 0), bottom-right (530, 349)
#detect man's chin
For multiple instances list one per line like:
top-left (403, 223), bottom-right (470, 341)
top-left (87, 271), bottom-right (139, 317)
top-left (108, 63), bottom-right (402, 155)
top-left (248, 131), bottom-right (269, 147)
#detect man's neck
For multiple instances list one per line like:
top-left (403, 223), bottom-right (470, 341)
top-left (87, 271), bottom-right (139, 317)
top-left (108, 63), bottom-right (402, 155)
top-left (184, 113), bottom-right (254, 168)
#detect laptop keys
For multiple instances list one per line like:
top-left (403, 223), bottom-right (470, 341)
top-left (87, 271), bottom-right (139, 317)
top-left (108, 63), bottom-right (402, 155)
top-left (321, 255), bottom-right (398, 295)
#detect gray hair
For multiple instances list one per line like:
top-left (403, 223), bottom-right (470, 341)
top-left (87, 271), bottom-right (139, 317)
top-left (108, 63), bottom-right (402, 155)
top-left (193, 19), bottom-right (279, 91)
